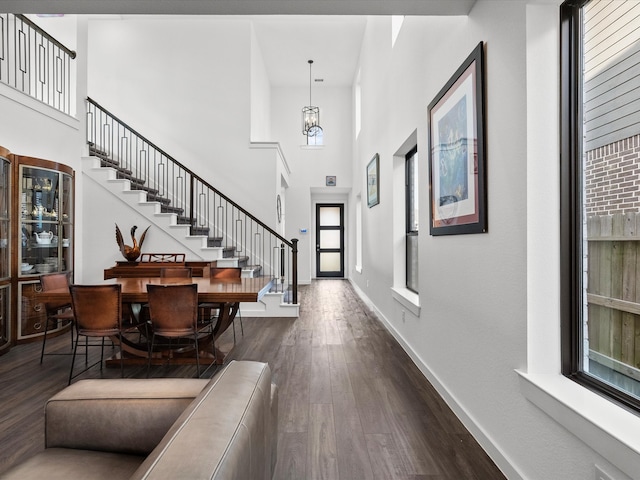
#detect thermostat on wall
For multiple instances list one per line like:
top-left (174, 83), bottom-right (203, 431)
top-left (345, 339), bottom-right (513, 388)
top-left (299, 228), bottom-right (308, 234)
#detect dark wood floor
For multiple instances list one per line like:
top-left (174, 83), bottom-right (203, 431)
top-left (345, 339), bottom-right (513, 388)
top-left (0, 279), bottom-right (505, 479)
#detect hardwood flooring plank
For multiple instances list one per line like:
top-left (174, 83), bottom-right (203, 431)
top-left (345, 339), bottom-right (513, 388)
top-left (326, 343), bottom-right (347, 369)
top-left (365, 433), bottom-right (407, 480)
top-left (347, 361), bottom-right (391, 434)
top-left (325, 319), bottom-right (342, 345)
top-left (293, 328), bottom-right (313, 365)
top-left (332, 395), bottom-right (374, 480)
top-left (330, 356), bottom-right (357, 409)
top-left (281, 360), bottom-right (311, 433)
top-left (310, 345), bottom-right (332, 404)
top-left (339, 334), bottom-right (361, 365)
top-left (375, 370), bottom-right (433, 414)
top-left (308, 403), bottom-right (339, 480)
top-left (450, 432), bottom-right (506, 480)
top-left (312, 322), bottom-right (328, 346)
top-left (273, 432), bottom-right (307, 480)
top-left (266, 343), bottom-right (295, 396)
top-left (386, 409), bottom-right (443, 477)
top-left (280, 321), bottom-right (299, 346)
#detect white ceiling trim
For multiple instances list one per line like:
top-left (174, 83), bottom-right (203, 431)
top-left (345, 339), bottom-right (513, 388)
top-left (0, 0), bottom-right (476, 16)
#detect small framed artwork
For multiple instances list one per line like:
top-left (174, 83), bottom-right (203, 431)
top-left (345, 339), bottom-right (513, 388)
top-left (367, 153), bottom-right (380, 208)
top-left (326, 175), bottom-right (336, 187)
top-left (428, 41), bottom-right (487, 235)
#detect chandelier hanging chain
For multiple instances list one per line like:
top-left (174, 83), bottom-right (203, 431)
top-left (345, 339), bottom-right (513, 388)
top-left (308, 60), bottom-right (313, 107)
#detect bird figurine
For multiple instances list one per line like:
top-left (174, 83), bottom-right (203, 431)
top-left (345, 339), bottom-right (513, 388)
top-left (115, 224), bottom-right (149, 262)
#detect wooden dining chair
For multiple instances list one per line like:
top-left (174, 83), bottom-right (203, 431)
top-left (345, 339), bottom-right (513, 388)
top-left (160, 267), bottom-right (193, 278)
top-left (146, 283), bottom-right (200, 378)
top-left (68, 284), bottom-right (124, 384)
top-left (209, 267), bottom-right (244, 342)
top-left (39, 272), bottom-right (75, 364)
top-left (137, 267), bottom-right (193, 329)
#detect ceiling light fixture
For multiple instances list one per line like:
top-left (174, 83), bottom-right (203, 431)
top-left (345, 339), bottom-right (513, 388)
top-left (302, 60), bottom-right (322, 138)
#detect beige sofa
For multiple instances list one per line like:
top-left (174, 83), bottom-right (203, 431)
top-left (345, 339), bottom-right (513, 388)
top-left (0, 361), bottom-right (278, 480)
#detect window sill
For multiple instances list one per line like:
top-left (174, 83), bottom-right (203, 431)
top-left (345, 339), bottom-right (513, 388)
top-left (391, 287), bottom-right (420, 316)
top-left (517, 371), bottom-right (640, 478)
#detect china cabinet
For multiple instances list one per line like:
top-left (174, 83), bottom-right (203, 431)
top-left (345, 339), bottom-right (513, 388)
top-left (11, 153), bottom-right (74, 343)
top-left (0, 147), bottom-right (74, 354)
top-left (0, 147), bottom-right (10, 353)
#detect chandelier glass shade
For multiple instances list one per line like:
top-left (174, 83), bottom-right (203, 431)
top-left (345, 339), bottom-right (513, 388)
top-left (302, 60), bottom-right (322, 136)
top-left (302, 105), bottom-right (320, 135)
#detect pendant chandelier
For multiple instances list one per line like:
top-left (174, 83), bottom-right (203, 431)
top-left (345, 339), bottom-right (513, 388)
top-left (302, 60), bottom-right (322, 137)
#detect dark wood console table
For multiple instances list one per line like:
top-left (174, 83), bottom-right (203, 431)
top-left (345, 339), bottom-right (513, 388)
top-left (104, 260), bottom-right (211, 279)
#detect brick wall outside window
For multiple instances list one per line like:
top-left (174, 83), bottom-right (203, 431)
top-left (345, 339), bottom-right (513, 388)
top-left (585, 134), bottom-right (640, 217)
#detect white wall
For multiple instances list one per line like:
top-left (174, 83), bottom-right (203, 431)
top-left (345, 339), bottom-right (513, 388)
top-left (351, 2), bottom-right (637, 480)
top-left (87, 17), bottom-right (253, 186)
top-left (80, 170), bottom-right (203, 283)
top-left (250, 24), bottom-right (272, 142)
top-left (0, 92), bottom-right (81, 164)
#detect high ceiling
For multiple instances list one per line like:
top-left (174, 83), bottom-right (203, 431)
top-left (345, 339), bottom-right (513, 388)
top-left (1, 0), bottom-right (477, 88)
top-left (1, 1), bottom-right (477, 16)
top-left (251, 16), bottom-right (367, 87)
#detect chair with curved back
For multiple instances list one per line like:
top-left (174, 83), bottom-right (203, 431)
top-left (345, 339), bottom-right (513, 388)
top-left (209, 267), bottom-right (244, 342)
top-left (68, 284), bottom-right (124, 384)
top-left (137, 267), bottom-right (193, 328)
top-left (146, 283), bottom-right (200, 378)
top-left (39, 272), bottom-right (75, 364)
top-left (160, 267), bottom-right (193, 278)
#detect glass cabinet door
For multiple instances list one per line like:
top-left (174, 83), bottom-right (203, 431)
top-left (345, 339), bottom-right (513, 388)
top-left (19, 165), bottom-right (73, 277)
top-left (0, 153), bottom-right (9, 350)
top-left (0, 155), bottom-right (9, 278)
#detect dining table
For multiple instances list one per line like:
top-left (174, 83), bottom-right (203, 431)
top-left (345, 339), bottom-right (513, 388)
top-left (37, 275), bottom-right (273, 366)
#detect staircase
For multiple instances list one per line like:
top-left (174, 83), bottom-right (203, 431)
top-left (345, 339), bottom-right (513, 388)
top-left (84, 98), bottom-right (298, 317)
top-left (87, 143), bottom-right (259, 273)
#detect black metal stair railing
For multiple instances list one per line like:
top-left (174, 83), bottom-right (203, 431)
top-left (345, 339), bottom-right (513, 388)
top-left (86, 97), bottom-right (298, 304)
top-left (0, 14), bottom-right (76, 115)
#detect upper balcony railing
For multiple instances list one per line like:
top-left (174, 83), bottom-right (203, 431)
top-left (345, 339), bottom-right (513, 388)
top-left (86, 97), bottom-right (298, 304)
top-left (0, 14), bottom-right (75, 115)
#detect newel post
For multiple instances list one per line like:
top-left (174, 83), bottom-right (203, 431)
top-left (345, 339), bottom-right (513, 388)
top-left (189, 175), bottom-right (195, 229)
top-left (291, 238), bottom-right (298, 304)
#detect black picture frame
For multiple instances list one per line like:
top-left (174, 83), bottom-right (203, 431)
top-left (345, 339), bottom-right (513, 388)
top-left (367, 153), bottom-right (380, 208)
top-left (428, 41), bottom-right (487, 235)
